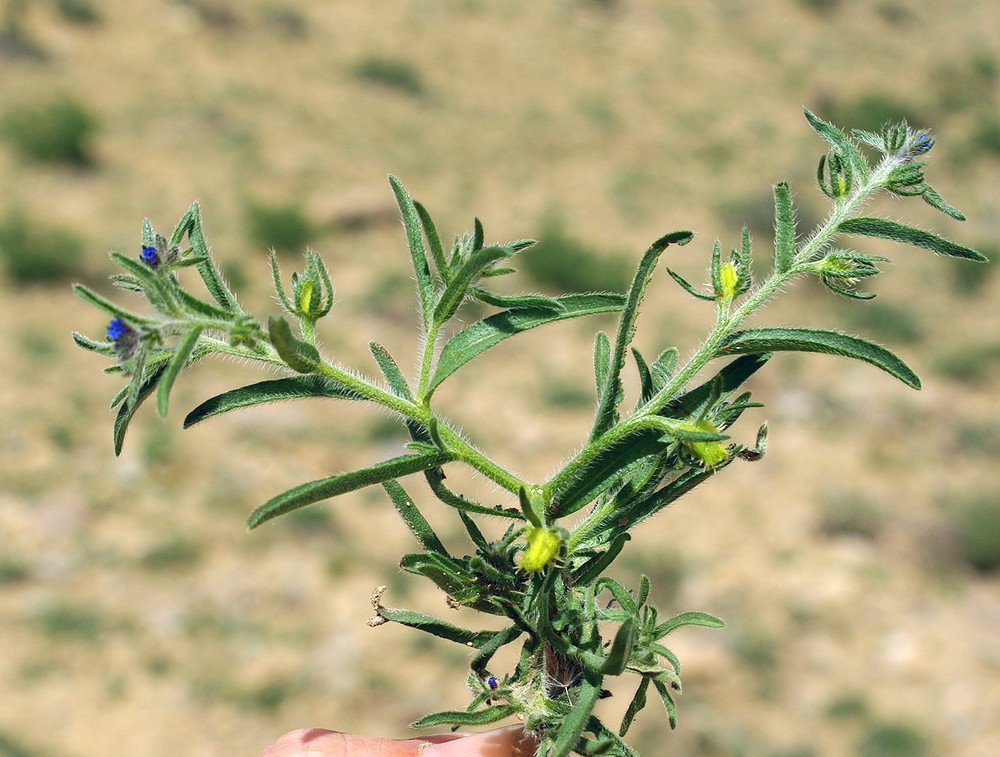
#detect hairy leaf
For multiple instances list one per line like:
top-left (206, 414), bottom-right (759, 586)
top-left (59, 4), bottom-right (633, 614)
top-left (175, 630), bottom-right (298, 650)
top-left (430, 293), bottom-right (625, 393)
top-left (184, 375), bottom-right (357, 428)
top-left (388, 175), bottom-right (435, 330)
top-left (717, 326), bottom-right (920, 389)
top-left (838, 217), bottom-right (986, 261)
top-left (157, 327), bottom-right (203, 417)
top-left (247, 450), bottom-right (451, 529)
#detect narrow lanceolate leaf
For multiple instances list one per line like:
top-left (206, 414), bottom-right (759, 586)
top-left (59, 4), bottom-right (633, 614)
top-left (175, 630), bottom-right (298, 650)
top-left (600, 618), bottom-right (636, 675)
top-left (114, 364), bottom-right (168, 456)
top-left (413, 200), bottom-right (449, 284)
top-left (773, 181), bottom-right (795, 272)
top-left (654, 610), bottom-right (725, 639)
top-left (552, 429), bottom-right (672, 518)
top-left (369, 341), bottom-right (413, 400)
top-left (388, 175), bottom-right (435, 330)
top-left (374, 606), bottom-right (496, 647)
top-left (411, 704), bottom-right (520, 729)
top-left (838, 218), bottom-right (987, 262)
top-left (593, 331), bottom-right (612, 397)
top-left (433, 245), bottom-right (513, 325)
top-left (183, 200), bottom-right (239, 311)
top-left (430, 292), bottom-right (626, 393)
top-left (803, 109), bottom-right (868, 181)
top-left (246, 450), bottom-right (451, 529)
top-left (73, 284), bottom-right (158, 328)
top-left (717, 327), bottom-right (920, 389)
top-left (592, 231), bottom-right (694, 440)
top-left (382, 480), bottom-right (448, 555)
top-left (663, 353), bottom-right (770, 419)
top-left (156, 327), bottom-right (202, 417)
top-left (184, 375), bottom-right (357, 428)
top-left (620, 678), bottom-right (650, 737)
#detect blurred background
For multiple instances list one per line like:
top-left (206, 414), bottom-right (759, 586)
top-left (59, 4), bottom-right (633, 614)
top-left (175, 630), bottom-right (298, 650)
top-left (1, 1), bottom-right (999, 755)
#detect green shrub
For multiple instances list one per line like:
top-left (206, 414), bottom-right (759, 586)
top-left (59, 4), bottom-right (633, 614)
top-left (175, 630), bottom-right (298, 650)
top-left (33, 603), bottom-right (102, 642)
top-left (141, 537), bottom-right (203, 570)
top-left (352, 55), bottom-right (425, 96)
top-left (520, 217), bottom-right (631, 294)
top-left (244, 200), bottom-right (315, 252)
top-left (954, 497), bottom-right (1000, 572)
top-left (836, 301), bottom-right (923, 346)
top-left (0, 97), bottom-right (97, 165)
top-left (934, 342), bottom-right (1000, 385)
top-left (0, 210), bottom-right (86, 284)
top-left (857, 723), bottom-right (926, 757)
top-left (54, 0), bottom-right (102, 24)
top-left (818, 493), bottom-right (886, 540)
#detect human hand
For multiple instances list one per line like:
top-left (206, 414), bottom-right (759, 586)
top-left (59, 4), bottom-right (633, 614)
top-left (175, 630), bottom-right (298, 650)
top-left (260, 725), bottom-right (537, 756)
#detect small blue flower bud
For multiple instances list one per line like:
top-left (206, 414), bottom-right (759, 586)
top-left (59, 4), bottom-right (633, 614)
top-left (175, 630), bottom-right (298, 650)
top-left (910, 133), bottom-right (934, 155)
top-left (107, 317), bottom-right (130, 341)
top-left (106, 317), bottom-right (138, 360)
top-left (140, 244), bottom-right (160, 267)
top-left (487, 675), bottom-right (499, 690)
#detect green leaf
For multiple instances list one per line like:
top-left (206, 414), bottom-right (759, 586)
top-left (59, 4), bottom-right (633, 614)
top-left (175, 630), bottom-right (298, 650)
top-left (654, 610), bottom-right (725, 639)
top-left (433, 245), bottom-right (513, 325)
top-left (837, 217), bottom-right (986, 261)
top-left (571, 534), bottom-right (631, 587)
top-left (179, 200), bottom-right (239, 311)
top-left (469, 289), bottom-right (561, 311)
top-left (471, 625), bottom-right (522, 674)
top-left (600, 618), bottom-right (636, 675)
top-left (921, 185), bottom-right (966, 221)
top-left (663, 353), bottom-right (770, 419)
top-left (267, 316), bottom-right (320, 373)
top-left (717, 326), bottom-right (920, 389)
top-left (592, 231), bottom-right (694, 440)
top-left (72, 331), bottom-right (116, 358)
top-left (246, 450), bottom-right (450, 529)
top-left (369, 341), bottom-right (413, 400)
top-left (388, 175), bottom-right (435, 330)
top-left (551, 668), bottom-right (604, 757)
top-left (593, 331), bottom-right (611, 397)
top-left (184, 375), bottom-right (356, 428)
top-left (773, 181), bottom-right (795, 273)
top-left (374, 605), bottom-right (496, 647)
top-left (413, 200), bottom-right (449, 284)
top-left (382, 480), bottom-right (448, 555)
top-left (652, 677), bottom-right (678, 729)
top-left (665, 267), bottom-right (714, 300)
top-left (803, 109), bottom-right (869, 182)
top-left (113, 364), bottom-right (168, 456)
top-left (73, 284), bottom-right (158, 328)
top-left (552, 429), bottom-right (672, 519)
top-left (620, 678), bottom-right (649, 737)
top-left (156, 327), bottom-right (202, 417)
top-left (430, 292), bottom-right (626, 393)
top-left (411, 704), bottom-right (520, 729)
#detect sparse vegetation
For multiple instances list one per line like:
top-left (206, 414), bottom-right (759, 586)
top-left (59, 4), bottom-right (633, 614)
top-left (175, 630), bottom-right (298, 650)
top-left (0, 97), bottom-right (97, 165)
top-left (352, 55), bottom-right (425, 96)
top-left (953, 496), bottom-right (1000, 573)
top-left (244, 199), bottom-right (315, 252)
top-left (0, 210), bottom-right (86, 284)
top-left (856, 722), bottom-right (926, 757)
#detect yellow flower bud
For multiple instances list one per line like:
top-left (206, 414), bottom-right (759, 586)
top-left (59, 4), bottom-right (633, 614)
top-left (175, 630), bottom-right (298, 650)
top-left (718, 262), bottom-right (739, 301)
top-left (520, 526), bottom-right (562, 573)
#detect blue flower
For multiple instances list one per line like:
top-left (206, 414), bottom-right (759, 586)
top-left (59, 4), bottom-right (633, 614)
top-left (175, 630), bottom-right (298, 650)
top-left (140, 244), bottom-right (160, 267)
top-left (910, 133), bottom-right (934, 155)
top-left (106, 317), bottom-right (138, 360)
top-left (487, 675), bottom-right (499, 690)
